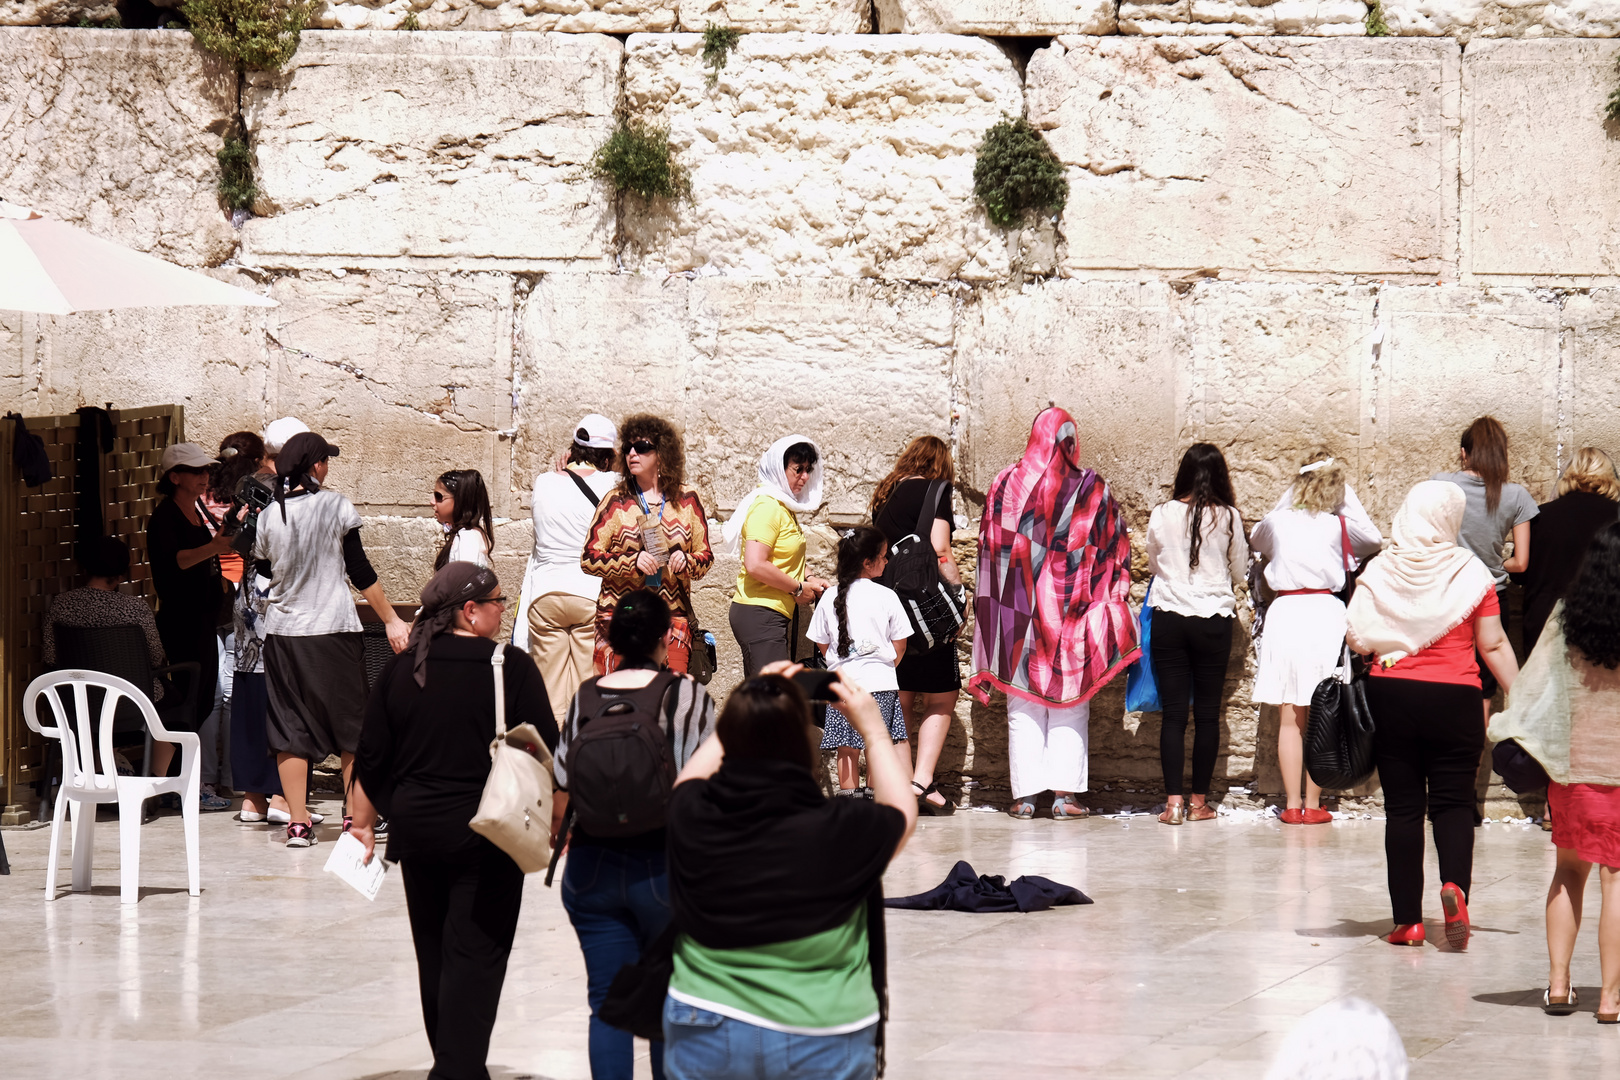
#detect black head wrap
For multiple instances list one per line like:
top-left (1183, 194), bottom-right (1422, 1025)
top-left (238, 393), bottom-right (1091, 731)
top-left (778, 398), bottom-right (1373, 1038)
top-left (274, 431), bottom-right (339, 520)
top-left (407, 562), bottom-right (498, 688)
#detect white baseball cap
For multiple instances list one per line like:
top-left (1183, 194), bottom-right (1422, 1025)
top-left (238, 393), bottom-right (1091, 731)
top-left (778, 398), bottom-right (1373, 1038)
top-left (159, 442), bottom-right (214, 472)
top-left (574, 414), bottom-right (617, 449)
top-left (264, 416), bottom-right (310, 455)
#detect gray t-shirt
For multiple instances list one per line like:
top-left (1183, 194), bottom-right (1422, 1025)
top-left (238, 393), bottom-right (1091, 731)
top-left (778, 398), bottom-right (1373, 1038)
top-left (253, 489), bottom-right (364, 637)
top-left (1432, 471), bottom-right (1539, 587)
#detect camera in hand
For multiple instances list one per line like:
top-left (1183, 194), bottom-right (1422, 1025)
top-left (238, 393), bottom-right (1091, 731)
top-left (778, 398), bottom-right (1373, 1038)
top-left (225, 473), bottom-right (275, 554)
top-left (791, 669), bottom-right (839, 704)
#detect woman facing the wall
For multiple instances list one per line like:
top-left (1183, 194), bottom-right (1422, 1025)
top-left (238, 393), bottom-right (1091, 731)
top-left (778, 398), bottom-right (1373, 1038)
top-left (1146, 444), bottom-right (1249, 825)
top-left (970, 408), bottom-right (1138, 821)
top-left (1518, 447), bottom-right (1620, 654)
top-left (1249, 448), bottom-right (1382, 825)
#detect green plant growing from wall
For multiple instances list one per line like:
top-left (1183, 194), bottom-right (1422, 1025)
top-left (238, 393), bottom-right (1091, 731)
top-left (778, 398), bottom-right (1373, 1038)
top-left (181, 0), bottom-right (316, 70)
top-left (400, 10), bottom-right (419, 29)
top-left (973, 115), bottom-right (1068, 230)
top-left (592, 119), bottom-right (690, 202)
top-left (217, 135), bottom-right (257, 212)
top-left (73, 14), bottom-right (123, 26)
top-left (1364, 0), bottom-right (1391, 36)
top-left (702, 24), bottom-right (740, 88)
top-left (1607, 58), bottom-right (1620, 125)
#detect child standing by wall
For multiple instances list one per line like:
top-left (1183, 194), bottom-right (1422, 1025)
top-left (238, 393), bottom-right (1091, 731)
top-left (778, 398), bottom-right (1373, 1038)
top-left (809, 526), bottom-right (913, 795)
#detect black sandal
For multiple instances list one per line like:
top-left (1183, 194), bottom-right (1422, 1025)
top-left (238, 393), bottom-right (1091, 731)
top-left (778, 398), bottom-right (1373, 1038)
top-left (913, 780), bottom-right (957, 817)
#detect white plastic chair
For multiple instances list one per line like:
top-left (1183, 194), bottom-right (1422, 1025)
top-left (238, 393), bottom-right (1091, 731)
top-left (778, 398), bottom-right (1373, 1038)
top-left (24, 669), bottom-right (200, 904)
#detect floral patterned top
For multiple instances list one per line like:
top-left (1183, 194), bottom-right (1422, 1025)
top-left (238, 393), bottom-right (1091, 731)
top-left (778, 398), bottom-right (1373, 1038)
top-left (43, 586), bottom-right (166, 700)
top-left (233, 571), bottom-right (272, 674)
top-left (581, 486), bottom-right (714, 617)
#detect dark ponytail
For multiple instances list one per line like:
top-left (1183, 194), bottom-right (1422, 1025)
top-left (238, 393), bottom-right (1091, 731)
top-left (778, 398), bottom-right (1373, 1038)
top-left (832, 525), bottom-right (888, 660)
top-left (1460, 416), bottom-right (1510, 516)
top-left (1170, 443), bottom-right (1237, 571)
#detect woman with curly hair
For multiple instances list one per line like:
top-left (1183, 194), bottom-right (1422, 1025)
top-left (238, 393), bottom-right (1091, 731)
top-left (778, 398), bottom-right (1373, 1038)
top-left (582, 414), bottom-right (714, 675)
top-left (1250, 447), bottom-right (1382, 824)
top-left (1492, 522), bottom-right (1620, 1019)
top-left (1348, 481), bottom-right (1519, 950)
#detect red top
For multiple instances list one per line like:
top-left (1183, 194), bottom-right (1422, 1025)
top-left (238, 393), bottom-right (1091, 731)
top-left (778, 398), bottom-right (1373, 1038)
top-left (1369, 589), bottom-right (1499, 687)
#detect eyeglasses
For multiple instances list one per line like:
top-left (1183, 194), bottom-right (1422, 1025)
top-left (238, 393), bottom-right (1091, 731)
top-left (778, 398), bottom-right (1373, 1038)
top-left (432, 491), bottom-right (450, 503)
top-left (627, 440), bottom-right (657, 455)
top-left (475, 594), bottom-right (507, 607)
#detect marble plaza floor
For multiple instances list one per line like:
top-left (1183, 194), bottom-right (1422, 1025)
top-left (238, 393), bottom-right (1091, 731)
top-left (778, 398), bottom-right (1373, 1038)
top-left (1, 801), bottom-right (1616, 1079)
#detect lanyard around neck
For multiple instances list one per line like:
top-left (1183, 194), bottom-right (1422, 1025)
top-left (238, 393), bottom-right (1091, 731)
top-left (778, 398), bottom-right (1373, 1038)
top-left (633, 485), bottom-right (664, 520)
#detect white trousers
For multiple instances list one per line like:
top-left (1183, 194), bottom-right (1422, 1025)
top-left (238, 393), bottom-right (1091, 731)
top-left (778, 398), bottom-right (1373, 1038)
top-left (1007, 697), bottom-right (1090, 800)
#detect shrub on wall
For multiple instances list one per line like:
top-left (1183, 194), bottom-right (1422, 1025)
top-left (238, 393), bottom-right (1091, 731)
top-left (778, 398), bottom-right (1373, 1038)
top-left (217, 136), bottom-right (257, 211)
top-left (181, 0), bottom-right (316, 70)
top-left (973, 116), bottom-right (1068, 230)
top-left (1364, 0), bottom-right (1391, 36)
top-left (592, 119), bottom-right (690, 202)
top-left (702, 24), bottom-right (740, 88)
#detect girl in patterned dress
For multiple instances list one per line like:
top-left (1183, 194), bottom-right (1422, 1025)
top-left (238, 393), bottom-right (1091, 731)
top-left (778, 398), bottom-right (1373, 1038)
top-left (809, 526), bottom-right (913, 795)
top-left (581, 414), bottom-right (714, 675)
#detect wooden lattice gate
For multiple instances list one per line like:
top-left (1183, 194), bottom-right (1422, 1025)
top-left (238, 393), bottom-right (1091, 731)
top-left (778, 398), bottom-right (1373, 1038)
top-left (0, 405), bottom-right (183, 814)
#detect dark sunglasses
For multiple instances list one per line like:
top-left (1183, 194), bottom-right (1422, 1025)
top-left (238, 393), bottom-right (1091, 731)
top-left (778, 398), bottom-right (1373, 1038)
top-left (627, 440), bottom-right (657, 455)
top-left (432, 491), bottom-right (451, 503)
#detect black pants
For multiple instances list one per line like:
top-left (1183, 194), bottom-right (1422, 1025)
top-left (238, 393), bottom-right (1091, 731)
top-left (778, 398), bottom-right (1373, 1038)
top-left (1366, 677), bottom-right (1484, 925)
top-left (156, 612), bottom-right (219, 735)
top-left (1152, 610), bottom-right (1234, 797)
top-left (401, 843), bottom-right (526, 1080)
top-left (728, 601), bottom-right (792, 678)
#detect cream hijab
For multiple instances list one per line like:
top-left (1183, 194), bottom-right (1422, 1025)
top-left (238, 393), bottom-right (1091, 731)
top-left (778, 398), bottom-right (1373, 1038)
top-left (720, 434), bottom-right (825, 557)
top-left (1346, 481), bottom-right (1495, 664)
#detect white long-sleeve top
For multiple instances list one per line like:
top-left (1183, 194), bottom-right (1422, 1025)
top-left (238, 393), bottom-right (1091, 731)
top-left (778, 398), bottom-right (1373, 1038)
top-left (1250, 483), bottom-right (1383, 593)
top-left (1146, 501), bottom-right (1249, 618)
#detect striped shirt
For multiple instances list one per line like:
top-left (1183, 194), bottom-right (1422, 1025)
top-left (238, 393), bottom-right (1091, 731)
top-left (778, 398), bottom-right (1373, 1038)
top-left (553, 671), bottom-right (715, 791)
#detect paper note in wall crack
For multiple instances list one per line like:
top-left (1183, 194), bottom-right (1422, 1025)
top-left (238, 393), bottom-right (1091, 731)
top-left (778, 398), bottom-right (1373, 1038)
top-left (323, 830), bottom-right (388, 901)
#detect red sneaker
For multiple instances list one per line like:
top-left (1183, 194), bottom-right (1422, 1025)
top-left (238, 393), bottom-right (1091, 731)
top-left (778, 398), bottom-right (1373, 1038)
top-left (1279, 808), bottom-right (1305, 825)
top-left (1385, 923), bottom-right (1425, 947)
top-left (1440, 882), bottom-right (1471, 950)
top-left (1301, 807), bottom-right (1333, 824)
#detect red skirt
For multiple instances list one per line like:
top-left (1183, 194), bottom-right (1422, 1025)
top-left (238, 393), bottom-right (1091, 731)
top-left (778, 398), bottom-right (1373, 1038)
top-left (1548, 782), bottom-right (1620, 868)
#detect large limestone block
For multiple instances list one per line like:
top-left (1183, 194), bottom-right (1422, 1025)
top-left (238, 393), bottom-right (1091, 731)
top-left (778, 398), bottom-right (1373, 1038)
top-left (1463, 40), bottom-right (1620, 282)
top-left (1371, 286), bottom-right (1561, 520)
top-left (517, 274), bottom-right (955, 521)
top-left (620, 34), bottom-right (1024, 281)
top-left (1118, 0), bottom-right (1369, 35)
top-left (1, 0), bottom-right (116, 25)
top-left (873, 0), bottom-right (1116, 34)
top-left (240, 32), bottom-right (619, 271)
top-left (1383, 0), bottom-right (1620, 38)
top-left (675, 0), bottom-right (871, 32)
top-left (265, 271), bottom-right (517, 512)
top-left (0, 29), bottom-right (237, 267)
top-left (1027, 37), bottom-right (1461, 280)
top-left (312, 0), bottom-right (866, 31)
top-left (1560, 289), bottom-right (1620, 461)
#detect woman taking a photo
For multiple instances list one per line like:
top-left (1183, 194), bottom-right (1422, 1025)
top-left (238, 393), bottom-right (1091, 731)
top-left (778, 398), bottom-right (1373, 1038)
top-left (724, 434), bottom-right (829, 676)
top-left (1250, 448), bottom-right (1382, 825)
top-left (1519, 447), bottom-right (1620, 652)
top-left (1349, 481), bottom-right (1518, 950)
top-left (871, 435), bottom-right (965, 814)
top-left (432, 468), bottom-right (494, 571)
top-left (1491, 523), bottom-right (1620, 1019)
top-left (1146, 444), bottom-right (1248, 825)
top-left (582, 415), bottom-right (714, 676)
top-left (664, 665), bottom-right (917, 1079)
top-left (351, 562), bottom-right (557, 1079)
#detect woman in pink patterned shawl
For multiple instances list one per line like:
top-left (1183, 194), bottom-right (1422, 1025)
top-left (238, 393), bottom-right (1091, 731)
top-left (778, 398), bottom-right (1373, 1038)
top-left (970, 407), bottom-right (1139, 820)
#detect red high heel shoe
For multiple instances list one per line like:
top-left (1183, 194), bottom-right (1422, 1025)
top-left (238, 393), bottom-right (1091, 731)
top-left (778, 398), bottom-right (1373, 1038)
top-left (1385, 923), bottom-right (1425, 947)
top-left (1440, 882), bottom-right (1471, 951)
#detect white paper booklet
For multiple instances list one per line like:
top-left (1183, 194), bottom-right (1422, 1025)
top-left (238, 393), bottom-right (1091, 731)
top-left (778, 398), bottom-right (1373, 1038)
top-left (322, 831), bottom-right (388, 901)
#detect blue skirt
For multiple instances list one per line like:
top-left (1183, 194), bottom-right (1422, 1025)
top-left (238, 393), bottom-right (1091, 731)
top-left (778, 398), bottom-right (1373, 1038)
top-left (229, 672), bottom-right (283, 795)
top-left (820, 690), bottom-right (906, 750)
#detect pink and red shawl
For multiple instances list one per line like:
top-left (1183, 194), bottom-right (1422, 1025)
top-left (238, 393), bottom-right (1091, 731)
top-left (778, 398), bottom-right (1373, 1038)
top-left (969, 408), bottom-right (1139, 708)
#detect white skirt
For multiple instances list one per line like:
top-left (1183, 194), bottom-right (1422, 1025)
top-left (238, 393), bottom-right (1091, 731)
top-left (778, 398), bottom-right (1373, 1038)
top-left (1253, 593), bottom-right (1347, 707)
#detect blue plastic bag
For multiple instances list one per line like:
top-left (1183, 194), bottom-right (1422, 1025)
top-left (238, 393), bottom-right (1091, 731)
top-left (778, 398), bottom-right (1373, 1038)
top-left (1124, 581), bottom-right (1160, 713)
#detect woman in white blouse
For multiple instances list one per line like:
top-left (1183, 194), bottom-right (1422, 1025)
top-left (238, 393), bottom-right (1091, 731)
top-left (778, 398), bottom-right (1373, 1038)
top-left (432, 468), bottom-right (494, 571)
top-left (1147, 444), bottom-right (1250, 825)
top-left (1250, 448), bottom-right (1383, 825)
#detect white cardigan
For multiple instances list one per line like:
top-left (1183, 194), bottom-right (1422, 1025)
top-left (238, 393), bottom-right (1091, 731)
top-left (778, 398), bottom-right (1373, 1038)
top-left (1146, 501), bottom-right (1249, 618)
top-left (1250, 484), bottom-right (1382, 593)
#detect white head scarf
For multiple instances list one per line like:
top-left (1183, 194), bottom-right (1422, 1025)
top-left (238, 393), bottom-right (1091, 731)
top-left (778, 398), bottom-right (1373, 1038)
top-left (1347, 480), bottom-right (1495, 664)
top-left (721, 434), bottom-right (825, 556)
top-left (1264, 997), bottom-right (1408, 1080)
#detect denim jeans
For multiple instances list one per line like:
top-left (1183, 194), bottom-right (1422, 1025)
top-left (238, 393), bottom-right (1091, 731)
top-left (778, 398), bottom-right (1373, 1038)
top-left (663, 997), bottom-right (878, 1080)
top-left (560, 841), bottom-right (672, 1080)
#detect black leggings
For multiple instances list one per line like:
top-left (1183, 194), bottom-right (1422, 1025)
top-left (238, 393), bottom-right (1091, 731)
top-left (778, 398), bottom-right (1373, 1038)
top-left (1365, 677), bottom-right (1484, 925)
top-left (1152, 610), bottom-right (1234, 797)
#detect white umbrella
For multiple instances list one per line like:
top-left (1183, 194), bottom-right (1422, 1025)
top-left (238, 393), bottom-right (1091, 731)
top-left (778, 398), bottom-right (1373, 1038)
top-left (0, 200), bottom-right (277, 315)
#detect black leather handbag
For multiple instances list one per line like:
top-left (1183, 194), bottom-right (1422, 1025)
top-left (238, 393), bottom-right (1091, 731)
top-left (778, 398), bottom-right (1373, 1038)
top-left (1492, 739), bottom-right (1550, 794)
top-left (1306, 647), bottom-right (1378, 790)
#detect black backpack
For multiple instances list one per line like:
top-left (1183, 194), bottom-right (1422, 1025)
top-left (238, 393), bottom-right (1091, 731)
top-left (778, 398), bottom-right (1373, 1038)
top-left (566, 671), bottom-right (680, 838)
top-left (880, 480), bottom-right (967, 652)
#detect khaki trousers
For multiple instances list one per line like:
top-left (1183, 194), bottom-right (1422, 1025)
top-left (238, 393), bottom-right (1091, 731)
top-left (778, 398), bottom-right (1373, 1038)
top-left (528, 592), bottom-right (599, 715)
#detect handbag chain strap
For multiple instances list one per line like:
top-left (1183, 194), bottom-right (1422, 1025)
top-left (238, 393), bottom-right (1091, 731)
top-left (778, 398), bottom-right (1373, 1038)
top-left (491, 647), bottom-right (507, 741)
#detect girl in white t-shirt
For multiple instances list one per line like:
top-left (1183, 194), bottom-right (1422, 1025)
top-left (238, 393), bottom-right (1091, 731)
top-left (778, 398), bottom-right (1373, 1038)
top-left (809, 525), bottom-right (912, 795)
top-left (432, 468), bottom-right (493, 571)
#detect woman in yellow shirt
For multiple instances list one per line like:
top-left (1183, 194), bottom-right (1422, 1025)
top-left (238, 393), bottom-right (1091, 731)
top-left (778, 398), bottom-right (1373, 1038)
top-left (724, 435), bottom-right (830, 676)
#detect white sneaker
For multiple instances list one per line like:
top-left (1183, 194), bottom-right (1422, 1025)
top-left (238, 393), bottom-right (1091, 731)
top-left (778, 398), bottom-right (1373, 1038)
top-left (267, 807), bottom-right (326, 825)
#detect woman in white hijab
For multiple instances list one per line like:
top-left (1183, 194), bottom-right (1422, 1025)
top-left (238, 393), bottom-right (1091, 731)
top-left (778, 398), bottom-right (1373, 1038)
top-left (724, 435), bottom-right (831, 676)
top-left (1348, 480), bottom-right (1519, 952)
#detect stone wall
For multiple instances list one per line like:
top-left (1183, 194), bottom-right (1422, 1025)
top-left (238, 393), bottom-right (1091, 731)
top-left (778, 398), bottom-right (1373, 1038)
top-left (4, 25), bottom-right (1614, 812)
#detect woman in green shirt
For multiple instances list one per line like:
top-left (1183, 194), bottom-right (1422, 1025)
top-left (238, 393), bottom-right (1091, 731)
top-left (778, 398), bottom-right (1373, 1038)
top-left (664, 666), bottom-right (917, 1079)
top-left (724, 435), bottom-right (830, 676)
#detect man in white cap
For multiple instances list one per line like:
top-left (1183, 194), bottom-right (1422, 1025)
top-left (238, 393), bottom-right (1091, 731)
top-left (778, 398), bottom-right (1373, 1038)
top-left (514, 414), bottom-right (620, 711)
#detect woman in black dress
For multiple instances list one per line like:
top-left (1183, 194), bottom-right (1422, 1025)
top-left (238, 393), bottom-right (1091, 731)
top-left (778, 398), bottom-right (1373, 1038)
top-left (1519, 447), bottom-right (1620, 653)
top-left (870, 435), bottom-right (963, 815)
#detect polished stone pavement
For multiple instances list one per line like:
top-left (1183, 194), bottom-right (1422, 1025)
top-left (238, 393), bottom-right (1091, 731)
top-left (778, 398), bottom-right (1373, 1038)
top-left (2, 802), bottom-right (1616, 1079)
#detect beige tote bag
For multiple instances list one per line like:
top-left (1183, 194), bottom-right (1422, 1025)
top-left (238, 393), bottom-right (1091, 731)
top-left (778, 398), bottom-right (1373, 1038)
top-left (470, 648), bottom-right (556, 873)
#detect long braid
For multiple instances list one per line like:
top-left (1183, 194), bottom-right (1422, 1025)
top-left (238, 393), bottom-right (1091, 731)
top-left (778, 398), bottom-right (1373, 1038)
top-left (832, 525), bottom-right (889, 661)
top-left (835, 560), bottom-right (859, 659)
